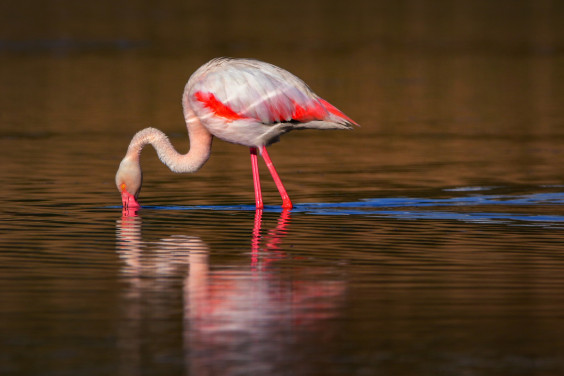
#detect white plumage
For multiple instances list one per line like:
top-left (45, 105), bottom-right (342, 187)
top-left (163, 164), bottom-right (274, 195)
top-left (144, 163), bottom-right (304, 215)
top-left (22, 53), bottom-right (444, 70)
top-left (184, 58), bottom-right (355, 147)
top-left (116, 57), bottom-right (358, 211)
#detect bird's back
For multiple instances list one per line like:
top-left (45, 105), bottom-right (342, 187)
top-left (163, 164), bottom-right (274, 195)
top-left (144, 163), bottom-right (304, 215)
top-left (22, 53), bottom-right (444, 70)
top-left (183, 58), bottom-right (357, 147)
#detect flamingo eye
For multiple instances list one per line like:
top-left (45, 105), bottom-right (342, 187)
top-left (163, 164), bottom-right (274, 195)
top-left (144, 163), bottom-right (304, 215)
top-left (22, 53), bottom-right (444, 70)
top-left (120, 183), bottom-right (127, 192)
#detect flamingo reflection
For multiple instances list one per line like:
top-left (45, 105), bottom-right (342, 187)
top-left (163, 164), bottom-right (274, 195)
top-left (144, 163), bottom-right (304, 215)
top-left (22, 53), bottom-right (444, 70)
top-left (116, 209), bottom-right (345, 375)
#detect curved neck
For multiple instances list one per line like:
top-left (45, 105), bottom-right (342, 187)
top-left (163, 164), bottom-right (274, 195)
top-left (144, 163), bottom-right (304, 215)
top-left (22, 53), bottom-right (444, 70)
top-left (127, 121), bottom-right (213, 173)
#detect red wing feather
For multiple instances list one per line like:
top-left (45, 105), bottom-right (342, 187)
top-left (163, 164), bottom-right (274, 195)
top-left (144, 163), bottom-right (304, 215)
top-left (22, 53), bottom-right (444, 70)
top-left (194, 91), bottom-right (246, 121)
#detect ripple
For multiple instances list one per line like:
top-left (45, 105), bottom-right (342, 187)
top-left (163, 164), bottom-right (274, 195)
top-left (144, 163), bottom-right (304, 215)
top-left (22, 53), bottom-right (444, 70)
top-left (111, 190), bottom-right (564, 228)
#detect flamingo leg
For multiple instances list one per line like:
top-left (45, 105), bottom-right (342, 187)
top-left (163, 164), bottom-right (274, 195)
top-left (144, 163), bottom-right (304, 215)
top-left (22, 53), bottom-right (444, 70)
top-left (250, 147), bottom-right (264, 209)
top-left (261, 147), bottom-right (293, 209)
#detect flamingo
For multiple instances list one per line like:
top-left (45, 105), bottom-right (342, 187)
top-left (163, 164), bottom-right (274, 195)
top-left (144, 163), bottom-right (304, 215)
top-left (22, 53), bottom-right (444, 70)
top-left (115, 57), bottom-right (358, 210)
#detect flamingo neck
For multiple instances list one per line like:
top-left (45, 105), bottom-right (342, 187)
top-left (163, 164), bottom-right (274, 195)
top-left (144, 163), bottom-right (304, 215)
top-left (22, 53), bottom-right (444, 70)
top-left (127, 122), bottom-right (213, 173)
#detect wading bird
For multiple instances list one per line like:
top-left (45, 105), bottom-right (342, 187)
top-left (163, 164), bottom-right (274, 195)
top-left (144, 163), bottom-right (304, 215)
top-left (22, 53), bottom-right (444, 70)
top-left (115, 57), bottom-right (357, 210)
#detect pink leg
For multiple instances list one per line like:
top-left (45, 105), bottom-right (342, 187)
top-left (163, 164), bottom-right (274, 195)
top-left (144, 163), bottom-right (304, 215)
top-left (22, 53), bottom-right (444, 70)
top-left (261, 147), bottom-right (293, 209)
top-left (250, 147), bottom-right (264, 209)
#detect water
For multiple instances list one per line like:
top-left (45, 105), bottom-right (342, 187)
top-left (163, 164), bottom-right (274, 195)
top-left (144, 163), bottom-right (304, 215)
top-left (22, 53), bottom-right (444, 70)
top-left (2, 0), bottom-right (564, 375)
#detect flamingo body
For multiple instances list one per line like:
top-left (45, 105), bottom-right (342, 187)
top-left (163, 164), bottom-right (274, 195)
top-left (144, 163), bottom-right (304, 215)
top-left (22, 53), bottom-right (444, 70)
top-left (116, 57), bottom-right (357, 211)
top-left (185, 58), bottom-right (356, 147)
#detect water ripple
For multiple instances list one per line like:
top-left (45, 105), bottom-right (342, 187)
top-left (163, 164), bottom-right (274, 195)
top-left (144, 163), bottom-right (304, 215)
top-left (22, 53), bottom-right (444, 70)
top-left (116, 191), bottom-right (564, 228)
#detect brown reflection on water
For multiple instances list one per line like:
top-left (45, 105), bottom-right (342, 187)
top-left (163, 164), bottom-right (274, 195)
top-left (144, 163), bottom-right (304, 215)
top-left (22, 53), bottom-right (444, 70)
top-left (2, 1), bottom-right (563, 206)
top-left (116, 210), bottom-right (345, 375)
top-left (2, 1), bottom-right (564, 374)
top-left (2, 49), bottom-right (562, 208)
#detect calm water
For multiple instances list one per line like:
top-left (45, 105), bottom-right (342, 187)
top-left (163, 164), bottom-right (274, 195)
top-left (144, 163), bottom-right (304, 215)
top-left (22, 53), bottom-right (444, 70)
top-left (2, 1), bottom-right (564, 375)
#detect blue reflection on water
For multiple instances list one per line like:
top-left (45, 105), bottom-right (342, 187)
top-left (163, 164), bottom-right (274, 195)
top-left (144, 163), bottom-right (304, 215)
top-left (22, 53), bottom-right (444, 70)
top-left (114, 190), bottom-right (564, 227)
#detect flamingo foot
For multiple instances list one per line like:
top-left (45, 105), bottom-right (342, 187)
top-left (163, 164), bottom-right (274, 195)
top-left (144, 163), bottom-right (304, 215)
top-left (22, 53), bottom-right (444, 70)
top-left (261, 147), bottom-right (293, 210)
top-left (281, 200), bottom-right (293, 209)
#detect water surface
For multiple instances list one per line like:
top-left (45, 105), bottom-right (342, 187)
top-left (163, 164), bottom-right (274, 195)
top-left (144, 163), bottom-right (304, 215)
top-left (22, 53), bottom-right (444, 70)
top-left (2, 1), bottom-right (564, 375)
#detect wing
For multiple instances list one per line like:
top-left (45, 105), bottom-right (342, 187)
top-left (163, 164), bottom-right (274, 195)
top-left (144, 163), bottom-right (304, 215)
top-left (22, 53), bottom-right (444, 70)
top-left (186, 58), bottom-right (357, 127)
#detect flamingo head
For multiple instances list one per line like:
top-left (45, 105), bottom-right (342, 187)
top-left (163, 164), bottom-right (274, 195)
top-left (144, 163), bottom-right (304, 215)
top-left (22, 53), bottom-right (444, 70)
top-left (115, 156), bottom-right (142, 210)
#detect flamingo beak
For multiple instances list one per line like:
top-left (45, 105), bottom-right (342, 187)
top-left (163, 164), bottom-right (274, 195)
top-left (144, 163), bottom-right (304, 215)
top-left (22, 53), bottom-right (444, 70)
top-left (120, 184), bottom-right (140, 210)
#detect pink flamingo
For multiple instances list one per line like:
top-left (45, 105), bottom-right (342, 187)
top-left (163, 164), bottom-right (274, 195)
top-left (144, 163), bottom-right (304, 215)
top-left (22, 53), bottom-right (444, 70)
top-left (115, 57), bottom-right (357, 210)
